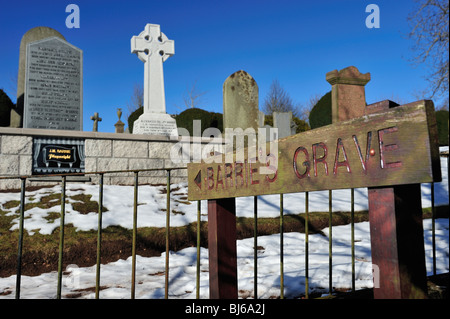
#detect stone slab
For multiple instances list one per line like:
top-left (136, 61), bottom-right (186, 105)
top-left (273, 112), bottom-right (293, 138)
top-left (0, 135), bottom-right (32, 155)
top-left (12, 27), bottom-right (66, 128)
top-left (23, 37), bottom-right (82, 130)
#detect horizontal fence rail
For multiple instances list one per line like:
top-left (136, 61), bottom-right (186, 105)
top-left (0, 164), bottom-right (447, 299)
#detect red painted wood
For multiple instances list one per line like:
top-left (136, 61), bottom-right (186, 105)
top-left (207, 198), bottom-right (238, 299)
top-left (368, 185), bottom-right (427, 298)
top-left (367, 100), bottom-right (428, 299)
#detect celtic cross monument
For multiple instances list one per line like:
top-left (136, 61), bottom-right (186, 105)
top-left (131, 24), bottom-right (178, 136)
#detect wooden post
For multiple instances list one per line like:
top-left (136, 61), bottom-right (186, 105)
top-left (366, 100), bottom-right (428, 299)
top-left (208, 198), bottom-right (238, 299)
top-left (327, 67), bottom-right (428, 299)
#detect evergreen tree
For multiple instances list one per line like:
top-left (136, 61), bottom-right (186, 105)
top-left (0, 89), bottom-right (14, 127)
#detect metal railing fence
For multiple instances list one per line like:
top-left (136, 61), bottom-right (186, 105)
top-left (0, 166), bottom-right (446, 299)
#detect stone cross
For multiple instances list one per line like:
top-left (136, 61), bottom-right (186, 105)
top-left (131, 24), bottom-right (174, 114)
top-left (90, 112), bottom-right (102, 132)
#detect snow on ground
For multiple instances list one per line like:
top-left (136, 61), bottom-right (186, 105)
top-left (0, 219), bottom-right (447, 299)
top-left (0, 155), bottom-right (448, 298)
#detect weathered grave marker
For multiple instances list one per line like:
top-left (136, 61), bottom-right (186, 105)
top-left (131, 24), bottom-right (177, 136)
top-left (223, 70), bottom-right (259, 132)
top-left (90, 112), bottom-right (102, 132)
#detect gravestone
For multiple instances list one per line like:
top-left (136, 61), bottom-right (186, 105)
top-left (273, 112), bottom-right (293, 138)
top-left (23, 36), bottom-right (83, 130)
top-left (11, 27), bottom-right (66, 127)
top-left (223, 70), bottom-right (259, 132)
top-left (131, 24), bottom-right (177, 136)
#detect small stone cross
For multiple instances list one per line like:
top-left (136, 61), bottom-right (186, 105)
top-left (131, 24), bottom-right (174, 114)
top-left (90, 112), bottom-right (102, 132)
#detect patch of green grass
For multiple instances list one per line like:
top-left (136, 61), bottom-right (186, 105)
top-left (2, 193), bottom-right (64, 212)
top-left (2, 201), bottom-right (20, 210)
top-left (2, 193), bottom-right (108, 215)
top-left (70, 194), bottom-right (108, 214)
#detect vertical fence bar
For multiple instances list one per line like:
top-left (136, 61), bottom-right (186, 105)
top-left (280, 193), bottom-right (284, 299)
top-left (431, 182), bottom-right (436, 276)
top-left (304, 191), bottom-right (309, 299)
top-left (196, 200), bottom-right (201, 299)
top-left (351, 188), bottom-right (355, 292)
top-left (165, 169), bottom-right (171, 299)
top-left (15, 177), bottom-right (26, 299)
top-left (131, 171), bottom-right (138, 299)
top-left (328, 189), bottom-right (332, 295)
top-left (57, 176), bottom-right (66, 299)
top-left (254, 196), bottom-right (258, 299)
top-left (95, 173), bottom-right (104, 299)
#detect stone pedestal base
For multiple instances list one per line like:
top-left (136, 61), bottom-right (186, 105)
top-left (133, 113), bottom-right (178, 137)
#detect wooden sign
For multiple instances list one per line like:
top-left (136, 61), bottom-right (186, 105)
top-left (188, 101), bottom-right (441, 201)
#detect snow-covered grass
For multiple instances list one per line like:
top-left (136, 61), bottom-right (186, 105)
top-left (0, 156), bottom-right (448, 298)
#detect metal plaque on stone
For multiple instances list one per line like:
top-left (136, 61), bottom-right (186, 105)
top-left (24, 37), bottom-right (83, 130)
top-left (32, 137), bottom-right (85, 174)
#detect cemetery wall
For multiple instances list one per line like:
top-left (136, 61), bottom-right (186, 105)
top-left (0, 127), bottom-right (218, 189)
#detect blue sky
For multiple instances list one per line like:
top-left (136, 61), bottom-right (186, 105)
top-left (0, 0), bottom-right (439, 132)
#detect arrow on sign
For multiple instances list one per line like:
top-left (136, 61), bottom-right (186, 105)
top-left (194, 170), bottom-right (202, 189)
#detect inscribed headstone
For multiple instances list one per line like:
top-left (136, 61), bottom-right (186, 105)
top-left (23, 36), bottom-right (83, 130)
top-left (12, 27), bottom-right (66, 127)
